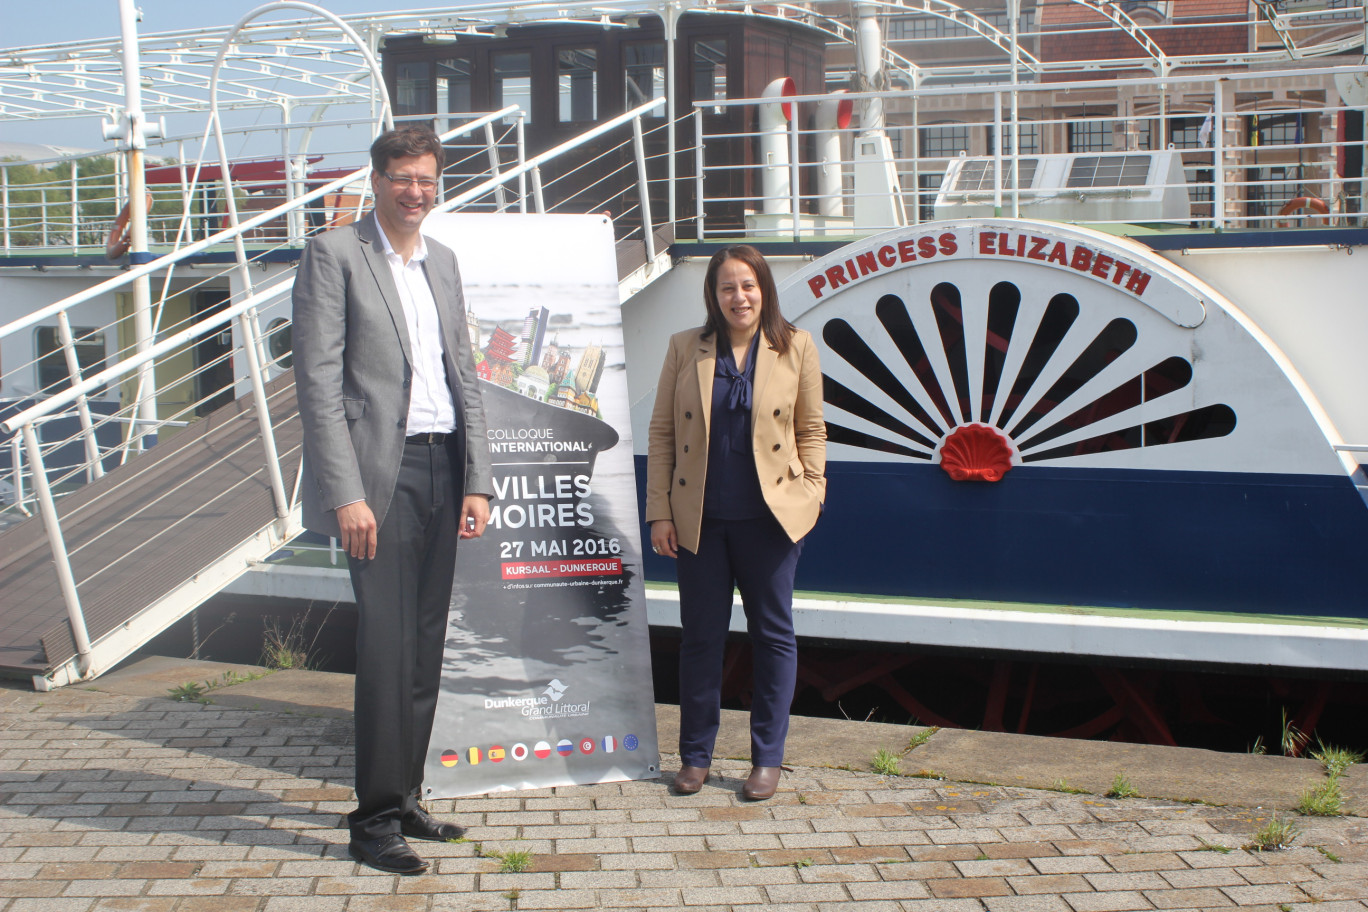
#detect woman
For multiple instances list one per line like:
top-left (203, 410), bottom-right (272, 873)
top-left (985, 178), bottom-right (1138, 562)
top-left (646, 245), bottom-right (826, 801)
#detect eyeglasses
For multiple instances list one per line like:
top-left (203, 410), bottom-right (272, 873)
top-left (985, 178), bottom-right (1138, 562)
top-left (382, 172), bottom-right (439, 192)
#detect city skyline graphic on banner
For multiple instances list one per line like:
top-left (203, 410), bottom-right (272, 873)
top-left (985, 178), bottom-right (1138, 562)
top-left (467, 303), bottom-right (606, 420)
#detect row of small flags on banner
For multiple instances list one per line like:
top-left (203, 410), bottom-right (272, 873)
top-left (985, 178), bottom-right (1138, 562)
top-left (441, 734), bottom-right (640, 767)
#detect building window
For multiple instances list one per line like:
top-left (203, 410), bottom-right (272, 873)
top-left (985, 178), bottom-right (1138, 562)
top-left (692, 39), bottom-right (728, 115)
top-left (557, 48), bottom-right (597, 123)
top-left (36, 326), bottom-right (106, 394)
top-left (1247, 166), bottom-right (1298, 221)
top-left (886, 8), bottom-right (1035, 40)
top-left (986, 121), bottom-right (1040, 155)
top-left (919, 123), bottom-right (970, 159)
top-left (1069, 119), bottom-right (1114, 152)
top-left (1248, 113), bottom-right (1301, 146)
top-left (624, 42), bottom-right (665, 117)
top-left (493, 52), bottom-right (532, 124)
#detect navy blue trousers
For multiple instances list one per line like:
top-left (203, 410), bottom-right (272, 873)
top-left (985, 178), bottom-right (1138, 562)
top-left (675, 514), bottom-right (803, 767)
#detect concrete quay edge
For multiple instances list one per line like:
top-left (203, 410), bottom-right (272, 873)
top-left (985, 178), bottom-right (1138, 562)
top-left (93, 655), bottom-right (1367, 814)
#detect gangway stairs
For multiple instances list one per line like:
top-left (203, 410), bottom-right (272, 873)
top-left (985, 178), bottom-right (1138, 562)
top-left (0, 373), bottom-right (304, 690)
top-left (0, 96), bottom-right (675, 691)
top-left (0, 227), bottom-right (675, 692)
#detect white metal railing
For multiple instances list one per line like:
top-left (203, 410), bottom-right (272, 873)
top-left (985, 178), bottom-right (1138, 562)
top-left (690, 64), bottom-right (1368, 240)
top-left (0, 98), bottom-right (665, 680)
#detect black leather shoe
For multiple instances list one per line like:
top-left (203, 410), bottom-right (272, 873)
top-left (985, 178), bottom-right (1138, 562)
top-left (400, 806), bottom-right (468, 842)
top-left (348, 833), bottom-right (428, 874)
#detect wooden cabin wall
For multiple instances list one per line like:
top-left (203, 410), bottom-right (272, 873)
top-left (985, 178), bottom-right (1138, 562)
top-left (380, 15), bottom-right (827, 239)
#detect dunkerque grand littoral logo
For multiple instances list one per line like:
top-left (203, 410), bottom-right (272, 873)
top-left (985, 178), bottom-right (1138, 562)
top-left (544, 679), bottom-right (568, 701)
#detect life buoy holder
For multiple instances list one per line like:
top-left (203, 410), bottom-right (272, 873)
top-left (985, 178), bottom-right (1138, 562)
top-left (105, 193), bottom-right (153, 260)
top-left (1277, 196), bottom-right (1329, 226)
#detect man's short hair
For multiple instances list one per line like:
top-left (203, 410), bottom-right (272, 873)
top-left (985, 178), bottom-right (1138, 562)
top-left (370, 127), bottom-right (445, 175)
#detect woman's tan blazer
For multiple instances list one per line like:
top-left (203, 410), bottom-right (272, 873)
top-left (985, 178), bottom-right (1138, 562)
top-left (646, 326), bottom-right (827, 555)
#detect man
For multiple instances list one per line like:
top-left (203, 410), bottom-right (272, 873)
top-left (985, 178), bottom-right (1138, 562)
top-left (293, 127), bottom-right (493, 875)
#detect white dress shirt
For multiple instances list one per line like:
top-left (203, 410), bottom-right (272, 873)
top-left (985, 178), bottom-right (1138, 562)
top-left (374, 215), bottom-right (458, 435)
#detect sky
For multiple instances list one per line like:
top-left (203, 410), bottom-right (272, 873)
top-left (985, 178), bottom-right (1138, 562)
top-left (1, 1), bottom-right (415, 48)
top-left (1, 1), bottom-right (481, 155)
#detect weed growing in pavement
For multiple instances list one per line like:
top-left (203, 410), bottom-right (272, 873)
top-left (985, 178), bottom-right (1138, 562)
top-left (1315, 845), bottom-right (1342, 862)
top-left (1296, 778), bottom-right (1345, 817)
top-left (497, 849), bottom-right (533, 873)
top-left (1280, 708), bottom-right (1310, 758)
top-left (974, 852), bottom-right (989, 861)
top-left (795, 792), bottom-right (808, 805)
top-left (911, 769), bottom-right (945, 780)
top-left (793, 858), bottom-right (812, 868)
top-left (872, 748), bottom-right (903, 776)
top-left (1194, 839), bottom-right (1233, 854)
top-left (1248, 815), bottom-right (1300, 851)
top-left (1050, 779), bottom-right (1089, 795)
top-left (167, 681), bottom-right (207, 702)
top-left (1249, 735), bottom-right (1267, 755)
top-left (259, 602), bottom-right (339, 670)
top-left (906, 727), bottom-right (939, 751)
top-left (1107, 774), bottom-right (1140, 799)
top-left (166, 669), bottom-right (266, 703)
top-left (1310, 741), bottom-right (1364, 778)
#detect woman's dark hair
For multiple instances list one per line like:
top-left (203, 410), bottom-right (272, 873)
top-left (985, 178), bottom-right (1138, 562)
top-left (702, 245), bottom-right (794, 355)
top-left (370, 126), bottom-right (446, 175)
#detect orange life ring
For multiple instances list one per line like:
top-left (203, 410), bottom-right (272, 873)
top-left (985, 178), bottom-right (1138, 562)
top-left (105, 193), bottom-right (153, 260)
top-left (1277, 196), bottom-right (1329, 220)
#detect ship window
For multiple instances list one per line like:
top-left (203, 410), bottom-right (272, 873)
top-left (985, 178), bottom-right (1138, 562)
top-left (35, 326), bottom-right (106, 395)
top-left (1066, 155), bottom-right (1151, 188)
top-left (395, 61), bottom-right (433, 118)
top-left (493, 52), bottom-right (532, 124)
top-left (557, 48), bottom-right (597, 123)
top-left (266, 318), bottom-right (293, 370)
top-left (624, 42), bottom-right (665, 117)
top-left (436, 57), bottom-right (473, 131)
top-left (1068, 119), bottom-right (1114, 152)
top-left (692, 39), bottom-right (728, 115)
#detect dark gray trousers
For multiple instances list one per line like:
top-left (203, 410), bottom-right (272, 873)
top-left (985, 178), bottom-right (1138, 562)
top-left (346, 439), bottom-right (459, 840)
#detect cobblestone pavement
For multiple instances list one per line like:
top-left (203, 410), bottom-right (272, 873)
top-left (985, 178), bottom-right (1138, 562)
top-left (2, 680), bottom-right (1366, 912)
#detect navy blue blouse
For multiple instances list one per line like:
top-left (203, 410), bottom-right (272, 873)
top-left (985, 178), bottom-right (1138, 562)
top-left (702, 333), bottom-right (767, 520)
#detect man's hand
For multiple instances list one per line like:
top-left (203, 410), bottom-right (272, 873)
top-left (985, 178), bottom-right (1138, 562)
top-left (337, 501), bottom-right (378, 560)
top-left (459, 494), bottom-right (492, 539)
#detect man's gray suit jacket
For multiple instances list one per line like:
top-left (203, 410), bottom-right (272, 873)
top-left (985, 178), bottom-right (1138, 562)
top-left (292, 213), bottom-right (493, 539)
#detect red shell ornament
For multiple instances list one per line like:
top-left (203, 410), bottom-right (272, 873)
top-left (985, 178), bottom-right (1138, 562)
top-left (938, 424), bottom-right (1015, 482)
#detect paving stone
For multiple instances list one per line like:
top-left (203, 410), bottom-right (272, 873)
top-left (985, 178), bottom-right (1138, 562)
top-left (1061, 890), bottom-right (1152, 911)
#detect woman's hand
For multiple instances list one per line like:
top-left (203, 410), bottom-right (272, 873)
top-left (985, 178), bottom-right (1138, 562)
top-left (650, 520), bottom-right (679, 559)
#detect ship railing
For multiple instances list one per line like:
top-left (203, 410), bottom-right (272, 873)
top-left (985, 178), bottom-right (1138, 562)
top-left (689, 63), bottom-right (1368, 240)
top-left (0, 98), bottom-right (667, 679)
top-left (0, 111), bottom-right (529, 255)
top-left (0, 106), bottom-right (520, 532)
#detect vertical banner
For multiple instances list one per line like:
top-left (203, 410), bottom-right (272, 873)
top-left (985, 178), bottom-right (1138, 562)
top-left (420, 213), bottom-right (659, 797)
